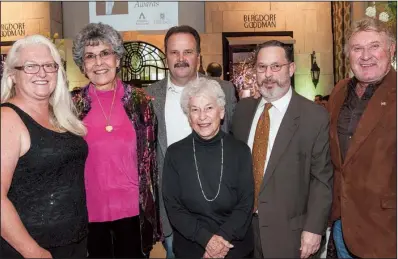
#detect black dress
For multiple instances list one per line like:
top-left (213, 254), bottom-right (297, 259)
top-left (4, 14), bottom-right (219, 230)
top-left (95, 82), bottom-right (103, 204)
top-left (162, 130), bottom-right (254, 258)
top-left (0, 103), bottom-right (89, 258)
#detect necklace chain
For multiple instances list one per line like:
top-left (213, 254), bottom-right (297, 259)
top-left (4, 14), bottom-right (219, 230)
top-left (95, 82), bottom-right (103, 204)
top-left (192, 137), bottom-right (224, 202)
top-left (93, 83), bottom-right (117, 128)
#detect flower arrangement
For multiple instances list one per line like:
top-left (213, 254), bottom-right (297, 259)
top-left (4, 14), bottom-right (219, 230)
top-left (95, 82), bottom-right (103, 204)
top-left (365, 1), bottom-right (397, 68)
top-left (365, 1), bottom-right (397, 36)
top-left (230, 51), bottom-right (258, 97)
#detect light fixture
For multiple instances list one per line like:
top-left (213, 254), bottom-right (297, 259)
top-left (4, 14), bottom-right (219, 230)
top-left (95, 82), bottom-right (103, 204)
top-left (310, 51), bottom-right (320, 88)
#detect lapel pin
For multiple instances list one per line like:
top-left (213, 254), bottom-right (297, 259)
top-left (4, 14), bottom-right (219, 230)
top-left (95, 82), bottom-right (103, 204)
top-left (381, 102), bottom-right (387, 106)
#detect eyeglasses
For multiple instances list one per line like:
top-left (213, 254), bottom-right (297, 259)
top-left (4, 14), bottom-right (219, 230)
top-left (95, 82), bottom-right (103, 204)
top-left (14, 63), bottom-right (59, 74)
top-left (84, 50), bottom-right (116, 63)
top-left (255, 63), bottom-right (291, 73)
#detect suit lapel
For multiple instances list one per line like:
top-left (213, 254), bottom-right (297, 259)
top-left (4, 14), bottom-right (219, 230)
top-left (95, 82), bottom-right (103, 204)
top-left (153, 80), bottom-right (168, 157)
top-left (329, 80), bottom-right (349, 169)
top-left (344, 70), bottom-right (396, 165)
top-left (260, 92), bottom-right (300, 191)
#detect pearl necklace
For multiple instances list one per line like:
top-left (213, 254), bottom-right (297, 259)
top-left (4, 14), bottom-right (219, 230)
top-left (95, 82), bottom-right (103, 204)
top-left (192, 137), bottom-right (224, 202)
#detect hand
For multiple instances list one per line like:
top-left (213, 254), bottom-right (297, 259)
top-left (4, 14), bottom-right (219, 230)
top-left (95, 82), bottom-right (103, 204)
top-left (38, 248), bottom-right (52, 258)
top-left (300, 231), bottom-right (321, 258)
top-left (23, 246), bottom-right (52, 258)
top-left (205, 235), bottom-right (233, 258)
top-left (203, 246), bottom-right (229, 258)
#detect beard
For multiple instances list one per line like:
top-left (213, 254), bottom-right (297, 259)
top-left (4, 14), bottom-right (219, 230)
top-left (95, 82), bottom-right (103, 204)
top-left (257, 77), bottom-right (290, 100)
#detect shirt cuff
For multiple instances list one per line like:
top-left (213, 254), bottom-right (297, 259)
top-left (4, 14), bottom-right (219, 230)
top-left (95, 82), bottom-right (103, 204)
top-left (195, 227), bottom-right (213, 248)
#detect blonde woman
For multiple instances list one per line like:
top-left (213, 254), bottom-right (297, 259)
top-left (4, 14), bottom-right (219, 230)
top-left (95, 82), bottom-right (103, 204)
top-left (1, 35), bottom-right (89, 258)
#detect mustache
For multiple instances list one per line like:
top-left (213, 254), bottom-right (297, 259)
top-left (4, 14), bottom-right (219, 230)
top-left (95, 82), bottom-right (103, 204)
top-left (174, 62), bottom-right (189, 68)
top-left (260, 78), bottom-right (277, 85)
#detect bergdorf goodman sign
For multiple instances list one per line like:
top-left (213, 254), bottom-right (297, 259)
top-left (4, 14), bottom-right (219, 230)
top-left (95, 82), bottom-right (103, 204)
top-left (243, 14), bottom-right (276, 28)
top-left (1, 23), bottom-right (26, 38)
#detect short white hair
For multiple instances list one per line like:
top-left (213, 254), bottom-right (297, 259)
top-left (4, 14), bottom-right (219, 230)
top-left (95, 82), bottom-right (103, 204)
top-left (1, 34), bottom-right (86, 136)
top-left (180, 77), bottom-right (226, 115)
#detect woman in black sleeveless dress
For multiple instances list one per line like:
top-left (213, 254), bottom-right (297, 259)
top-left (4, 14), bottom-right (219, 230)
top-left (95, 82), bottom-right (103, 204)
top-left (1, 35), bottom-right (88, 258)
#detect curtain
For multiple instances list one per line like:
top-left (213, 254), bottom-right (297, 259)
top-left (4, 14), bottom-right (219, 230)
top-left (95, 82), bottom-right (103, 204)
top-left (331, 2), bottom-right (352, 84)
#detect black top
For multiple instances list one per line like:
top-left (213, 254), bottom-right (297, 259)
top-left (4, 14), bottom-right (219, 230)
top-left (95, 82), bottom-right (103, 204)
top-left (162, 130), bottom-right (254, 258)
top-left (0, 103), bottom-right (89, 249)
top-left (337, 78), bottom-right (380, 161)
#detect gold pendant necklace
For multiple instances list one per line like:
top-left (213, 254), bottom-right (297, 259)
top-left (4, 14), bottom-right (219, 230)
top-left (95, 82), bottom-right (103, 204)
top-left (93, 82), bottom-right (117, 133)
top-left (105, 125), bottom-right (113, 132)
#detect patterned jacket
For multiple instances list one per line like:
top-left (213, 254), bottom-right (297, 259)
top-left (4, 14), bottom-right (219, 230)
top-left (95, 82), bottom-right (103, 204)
top-left (71, 81), bottom-right (162, 254)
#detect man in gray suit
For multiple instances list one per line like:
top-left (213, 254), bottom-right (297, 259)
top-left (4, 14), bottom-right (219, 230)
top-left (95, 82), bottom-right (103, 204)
top-left (231, 40), bottom-right (333, 258)
top-left (145, 25), bottom-right (236, 258)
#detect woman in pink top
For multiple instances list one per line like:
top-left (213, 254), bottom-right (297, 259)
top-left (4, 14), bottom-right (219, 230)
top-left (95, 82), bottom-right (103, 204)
top-left (71, 23), bottom-right (161, 258)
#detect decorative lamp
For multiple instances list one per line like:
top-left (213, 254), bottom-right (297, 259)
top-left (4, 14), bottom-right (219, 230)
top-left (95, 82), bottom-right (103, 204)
top-left (310, 51), bottom-right (320, 88)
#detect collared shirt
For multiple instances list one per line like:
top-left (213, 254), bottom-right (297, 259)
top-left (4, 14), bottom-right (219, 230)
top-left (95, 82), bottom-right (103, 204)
top-left (247, 87), bottom-right (293, 175)
top-left (165, 74), bottom-right (199, 147)
top-left (337, 78), bottom-right (381, 162)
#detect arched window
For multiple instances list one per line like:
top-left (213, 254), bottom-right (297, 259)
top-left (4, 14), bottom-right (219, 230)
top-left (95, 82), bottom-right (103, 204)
top-left (121, 41), bottom-right (168, 87)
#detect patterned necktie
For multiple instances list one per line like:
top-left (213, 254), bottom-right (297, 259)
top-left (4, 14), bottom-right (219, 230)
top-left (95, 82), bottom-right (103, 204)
top-left (252, 102), bottom-right (272, 211)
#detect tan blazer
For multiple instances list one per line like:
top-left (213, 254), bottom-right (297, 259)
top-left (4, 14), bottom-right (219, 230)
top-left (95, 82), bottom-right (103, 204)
top-left (328, 68), bottom-right (397, 258)
top-left (232, 91), bottom-right (333, 257)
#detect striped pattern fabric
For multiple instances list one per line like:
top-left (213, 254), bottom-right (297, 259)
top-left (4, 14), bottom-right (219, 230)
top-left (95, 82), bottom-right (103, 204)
top-left (332, 2), bottom-right (352, 84)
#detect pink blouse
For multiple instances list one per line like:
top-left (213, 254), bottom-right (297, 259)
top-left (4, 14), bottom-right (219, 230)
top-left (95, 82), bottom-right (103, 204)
top-left (83, 80), bottom-right (139, 222)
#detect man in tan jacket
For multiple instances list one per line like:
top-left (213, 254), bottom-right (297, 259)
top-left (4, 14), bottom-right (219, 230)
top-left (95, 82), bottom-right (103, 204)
top-left (328, 17), bottom-right (396, 258)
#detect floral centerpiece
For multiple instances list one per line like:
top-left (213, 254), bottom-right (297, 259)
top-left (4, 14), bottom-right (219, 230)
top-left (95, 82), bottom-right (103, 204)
top-left (365, 1), bottom-right (396, 33)
top-left (365, 1), bottom-right (397, 68)
top-left (230, 51), bottom-right (259, 98)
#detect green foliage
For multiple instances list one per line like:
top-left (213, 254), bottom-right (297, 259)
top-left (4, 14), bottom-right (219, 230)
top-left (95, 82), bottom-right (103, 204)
top-left (372, 1), bottom-right (397, 38)
top-left (388, 1), bottom-right (396, 19)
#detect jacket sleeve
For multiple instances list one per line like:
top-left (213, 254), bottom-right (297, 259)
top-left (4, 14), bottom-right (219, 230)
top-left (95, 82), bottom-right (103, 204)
top-left (217, 145), bottom-right (254, 242)
top-left (223, 81), bottom-right (237, 134)
top-left (142, 95), bottom-right (162, 243)
top-left (304, 111), bottom-right (334, 235)
top-left (162, 149), bottom-right (214, 248)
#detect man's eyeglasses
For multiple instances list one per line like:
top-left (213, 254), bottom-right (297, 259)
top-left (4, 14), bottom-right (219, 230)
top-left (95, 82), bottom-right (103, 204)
top-left (14, 63), bottom-right (59, 74)
top-left (256, 63), bottom-right (291, 73)
top-left (83, 50), bottom-right (116, 63)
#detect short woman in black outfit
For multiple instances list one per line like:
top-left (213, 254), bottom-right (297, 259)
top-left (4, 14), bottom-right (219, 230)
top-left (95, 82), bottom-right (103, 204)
top-left (0, 35), bottom-right (88, 258)
top-left (162, 77), bottom-right (254, 258)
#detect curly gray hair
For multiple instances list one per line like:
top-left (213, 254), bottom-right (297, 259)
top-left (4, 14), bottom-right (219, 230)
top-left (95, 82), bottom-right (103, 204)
top-left (72, 23), bottom-right (125, 73)
top-left (180, 77), bottom-right (226, 115)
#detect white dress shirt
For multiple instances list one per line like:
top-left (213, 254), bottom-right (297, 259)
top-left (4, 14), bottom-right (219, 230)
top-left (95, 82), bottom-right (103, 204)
top-left (247, 87), bottom-right (293, 175)
top-left (165, 75), bottom-right (198, 147)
